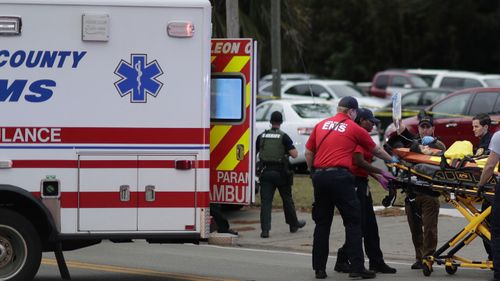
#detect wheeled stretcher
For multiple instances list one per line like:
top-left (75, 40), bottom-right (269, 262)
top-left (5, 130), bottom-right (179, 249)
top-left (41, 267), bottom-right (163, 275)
top-left (386, 147), bottom-right (497, 276)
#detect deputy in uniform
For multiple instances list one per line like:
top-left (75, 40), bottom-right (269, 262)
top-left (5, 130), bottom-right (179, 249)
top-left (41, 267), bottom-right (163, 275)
top-left (305, 97), bottom-right (396, 279)
top-left (477, 130), bottom-right (500, 281)
top-left (256, 111), bottom-right (306, 239)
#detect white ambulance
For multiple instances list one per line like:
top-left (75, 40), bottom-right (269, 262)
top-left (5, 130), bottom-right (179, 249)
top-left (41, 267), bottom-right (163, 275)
top-left (0, 0), bottom-right (256, 280)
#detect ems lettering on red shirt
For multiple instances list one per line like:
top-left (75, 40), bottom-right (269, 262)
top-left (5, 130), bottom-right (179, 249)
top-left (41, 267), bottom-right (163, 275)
top-left (305, 112), bottom-right (375, 170)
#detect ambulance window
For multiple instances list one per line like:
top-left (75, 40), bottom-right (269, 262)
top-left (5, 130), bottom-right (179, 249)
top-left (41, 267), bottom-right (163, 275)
top-left (211, 74), bottom-right (245, 123)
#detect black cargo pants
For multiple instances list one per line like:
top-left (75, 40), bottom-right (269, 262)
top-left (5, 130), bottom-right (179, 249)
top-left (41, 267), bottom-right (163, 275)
top-left (311, 168), bottom-right (364, 272)
top-left (339, 176), bottom-right (385, 265)
top-left (259, 169), bottom-right (299, 232)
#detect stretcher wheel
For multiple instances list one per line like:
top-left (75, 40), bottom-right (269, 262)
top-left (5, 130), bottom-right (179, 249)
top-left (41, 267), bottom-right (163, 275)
top-left (422, 262), bottom-right (432, 276)
top-left (445, 264), bottom-right (457, 275)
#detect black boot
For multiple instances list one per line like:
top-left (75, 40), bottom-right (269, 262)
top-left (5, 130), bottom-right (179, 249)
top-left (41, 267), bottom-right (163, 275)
top-left (369, 261), bottom-right (396, 273)
top-left (290, 220), bottom-right (306, 233)
top-left (349, 268), bottom-right (376, 279)
top-left (315, 269), bottom-right (327, 279)
top-left (334, 247), bottom-right (350, 273)
top-left (411, 260), bottom-right (422, 269)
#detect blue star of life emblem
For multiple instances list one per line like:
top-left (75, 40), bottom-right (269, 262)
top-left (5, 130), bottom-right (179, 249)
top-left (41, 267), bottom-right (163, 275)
top-left (114, 54), bottom-right (164, 103)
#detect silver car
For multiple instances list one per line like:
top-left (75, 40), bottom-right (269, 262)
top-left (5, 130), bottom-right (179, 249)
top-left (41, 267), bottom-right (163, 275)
top-left (255, 99), bottom-right (379, 172)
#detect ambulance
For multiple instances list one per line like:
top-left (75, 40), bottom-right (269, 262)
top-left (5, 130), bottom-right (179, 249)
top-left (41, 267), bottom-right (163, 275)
top-left (0, 0), bottom-right (256, 280)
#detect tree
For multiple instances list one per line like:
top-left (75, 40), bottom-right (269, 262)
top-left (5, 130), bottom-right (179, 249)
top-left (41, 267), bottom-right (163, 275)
top-left (210, 0), bottom-right (311, 77)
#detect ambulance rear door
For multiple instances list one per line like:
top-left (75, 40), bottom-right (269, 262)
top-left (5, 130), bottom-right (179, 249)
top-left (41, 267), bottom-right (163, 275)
top-left (209, 39), bottom-right (257, 205)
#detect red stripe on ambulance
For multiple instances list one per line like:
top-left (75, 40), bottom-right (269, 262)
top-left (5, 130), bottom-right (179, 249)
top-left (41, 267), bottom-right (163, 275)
top-left (12, 160), bottom-right (210, 169)
top-left (32, 191), bottom-right (210, 208)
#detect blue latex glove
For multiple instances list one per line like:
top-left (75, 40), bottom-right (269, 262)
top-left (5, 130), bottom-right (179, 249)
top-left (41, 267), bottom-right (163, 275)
top-left (390, 155), bottom-right (400, 164)
top-left (421, 136), bottom-right (435, 145)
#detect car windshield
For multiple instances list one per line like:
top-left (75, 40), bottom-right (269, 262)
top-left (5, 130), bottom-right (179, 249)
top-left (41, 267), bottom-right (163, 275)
top-left (410, 76), bottom-right (429, 87)
top-left (327, 84), bottom-right (364, 98)
top-left (292, 103), bottom-right (335, 118)
top-left (484, 78), bottom-right (500, 87)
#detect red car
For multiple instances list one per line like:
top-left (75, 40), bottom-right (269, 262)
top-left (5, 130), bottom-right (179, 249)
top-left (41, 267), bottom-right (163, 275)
top-left (384, 87), bottom-right (500, 148)
top-left (369, 70), bottom-right (428, 99)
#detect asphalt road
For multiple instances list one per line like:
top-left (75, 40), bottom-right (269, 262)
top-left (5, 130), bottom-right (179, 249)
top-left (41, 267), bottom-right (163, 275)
top-left (33, 157), bottom-right (494, 281)
top-left (36, 241), bottom-right (492, 281)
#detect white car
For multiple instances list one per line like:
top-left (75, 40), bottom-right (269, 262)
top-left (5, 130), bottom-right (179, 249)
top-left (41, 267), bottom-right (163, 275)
top-left (404, 69), bottom-right (500, 89)
top-left (259, 73), bottom-right (318, 84)
top-left (258, 79), bottom-right (388, 111)
top-left (255, 99), bottom-right (379, 171)
top-left (430, 71), bottom-right (500, 89)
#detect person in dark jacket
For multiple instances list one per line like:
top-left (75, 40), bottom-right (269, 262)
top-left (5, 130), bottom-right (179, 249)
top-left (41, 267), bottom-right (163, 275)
top-left (393, 111), bottom-right (445, 270)
top-left (472, 113), bottom-right (492, 157)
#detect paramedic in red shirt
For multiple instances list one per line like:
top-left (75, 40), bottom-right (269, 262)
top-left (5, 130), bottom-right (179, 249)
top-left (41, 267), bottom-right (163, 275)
top-left (305, 96), bottom-right (396, 279)
top-left (334, 108), bottom-right (396, 275)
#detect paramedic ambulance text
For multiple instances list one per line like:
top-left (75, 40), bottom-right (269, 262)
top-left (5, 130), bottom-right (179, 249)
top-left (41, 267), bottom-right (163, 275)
top-left (0, 50), bottom-right (87, 102)
top-left (211, 171), bottom-right (248, 203)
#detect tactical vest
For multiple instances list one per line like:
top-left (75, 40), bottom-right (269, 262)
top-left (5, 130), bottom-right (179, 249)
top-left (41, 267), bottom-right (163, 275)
top-left (259, 129), bottom-right (287, 164)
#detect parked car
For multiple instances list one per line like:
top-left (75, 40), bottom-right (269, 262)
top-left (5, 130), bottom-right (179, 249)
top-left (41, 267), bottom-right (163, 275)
top-left (430, 71), bottom-right (500, 89)
top-left (368, 70), bottom-right (428, 99)
top-left (384, 87), bottom-right (500, 148)
top-left (256, 99), bottom-right (379, 171)
top-left (259, 73), bottom-right (318, 84)
top-left (405, 69), bottom-right (451, 86)
top-left (374, 88), bottom-right (454, 132)
top-left (258, 79), bottom-right (388, 110)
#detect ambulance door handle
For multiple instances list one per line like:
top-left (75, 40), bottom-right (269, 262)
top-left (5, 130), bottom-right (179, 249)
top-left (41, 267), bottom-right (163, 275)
top-left (145, 185), bottom-right (155, 202)
top-left (119, 185), bottom-right (130, 202)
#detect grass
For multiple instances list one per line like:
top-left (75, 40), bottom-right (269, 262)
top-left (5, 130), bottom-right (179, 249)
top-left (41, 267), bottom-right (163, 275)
top-left (255, 174), bottom-right (406, 211)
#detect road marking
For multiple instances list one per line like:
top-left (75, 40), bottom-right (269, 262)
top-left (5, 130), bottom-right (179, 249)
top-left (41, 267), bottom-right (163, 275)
top-left (42, 258), bottom-right (237, 281)
top-left (201, 244), bottom-right (487, 271)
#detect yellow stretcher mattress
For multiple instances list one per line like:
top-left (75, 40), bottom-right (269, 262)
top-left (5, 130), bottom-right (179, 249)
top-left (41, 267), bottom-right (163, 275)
top-left (392, 147), bottom-right (498, 172)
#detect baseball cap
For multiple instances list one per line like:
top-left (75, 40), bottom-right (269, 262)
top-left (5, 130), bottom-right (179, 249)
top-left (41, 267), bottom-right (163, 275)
top-left (419, 115), bottom-right (433, 127)
top-left (357, 108), bottom-right (380, 124)
top-left (270, 111), bottom-right (283, 123)
top-left (338, 96), bottom-right (359, 110)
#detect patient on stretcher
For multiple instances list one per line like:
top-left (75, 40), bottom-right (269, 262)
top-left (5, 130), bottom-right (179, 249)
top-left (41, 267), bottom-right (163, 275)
top-left (409, 142), bottom-right (442, 156)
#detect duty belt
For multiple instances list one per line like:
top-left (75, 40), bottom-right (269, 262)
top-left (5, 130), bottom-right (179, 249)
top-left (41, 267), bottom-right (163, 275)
top-left (263, 162), bottom-right (284, 170)
top-left (314, 167), bottom-right (349, 173)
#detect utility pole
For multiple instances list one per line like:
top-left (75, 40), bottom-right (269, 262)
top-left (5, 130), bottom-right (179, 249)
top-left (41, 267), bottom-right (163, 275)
top-left (271, 0), bottom-right (281, 99)
top-left (226, 0), bottom-right (239, 38)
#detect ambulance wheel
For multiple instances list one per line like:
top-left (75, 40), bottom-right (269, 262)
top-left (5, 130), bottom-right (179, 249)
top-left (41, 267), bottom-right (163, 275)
top-left (445, 265), bottom-right (457, 275)
top-left (0, 209), bottom-right (41, 281)
top-left (422, 262), bottom-right (432, 276)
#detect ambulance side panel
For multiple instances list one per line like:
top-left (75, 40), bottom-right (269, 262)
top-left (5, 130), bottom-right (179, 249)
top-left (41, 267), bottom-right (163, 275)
top-left (0, 0), bottom-right (211, 239)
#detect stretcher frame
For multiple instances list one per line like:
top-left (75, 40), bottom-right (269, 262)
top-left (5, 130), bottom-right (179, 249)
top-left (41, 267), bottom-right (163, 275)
top-left (386, 154), bottom-right (496, 276)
